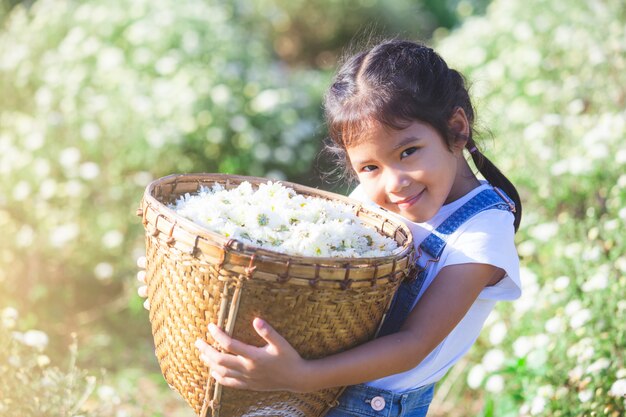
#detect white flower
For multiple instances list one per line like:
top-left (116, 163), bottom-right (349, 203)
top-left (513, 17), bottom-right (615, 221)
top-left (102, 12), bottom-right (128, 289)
top-left (211, 84), bottom-right (231, 105)
top-left (489, 321), bottom-right (507, 345)
top-left (565, 299), bottom-right (582, 315)
top-left (570, 308), bottom-right (591, 329)
top-left (537, 385), bottom-right (554, 398)
top-left (586, 358), bottom-right (610, 374)
top-left (59, 147), bottom-right (81, 167)
top-left (552, 275), bottom-right (570, 292)
top-left (37, 354), bottom-right (51, 367)
top-left (80, 122), bottom-right (101, 141)
top-left (251, 89), bottom-right (282, 113)
top-left (1, 307), bottom-right (18, 329)
top-left (609, 379), bottom-right (626, 397)
top-left (530, 396), bottom-right (546, 415)
top-left (517, 240), bottom-right (536, 257)
top-left (15, 225), bottom-right (35, 248)
top-left (79, 162), bottom-right (100, 180)
top-left (513, 336), bottom-right (533, 357)
top-left (545, 316), bottom-right (565, 334)
top-left (528, 222), bottom-right (558, 242)
top-left (482, 349), bottom-right (506, 372)
top-left (467, 364), bottom-right (485, 389)
top-left (578, 389), bottom-right (593, 402)
top-left (581, 269), bottom-right (608, 292)
top-left (49, 223), bottom-right (80, 247)
top-left (172, 181), bottom-right (398, 258)
top-left (527, 349), bottom-right (548, 370)
top-left (94, 262), bottom-right (114, 280)
top-left (97, 385), bottom-right (121, 405)
top-left (102, 230), bottom-right (124, 248)
top-left (22, 330), bottom-right (49, 351)
top-left (567, 338), bottom-right (595, 362)
top-left (13, 181), bottom-right (31, 201)
top-left (485, 375), bottom-right (504, 393)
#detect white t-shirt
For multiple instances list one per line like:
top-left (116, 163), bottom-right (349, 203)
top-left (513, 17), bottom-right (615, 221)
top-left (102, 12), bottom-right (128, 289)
top-left (349, 182), bottom-right (521, 391)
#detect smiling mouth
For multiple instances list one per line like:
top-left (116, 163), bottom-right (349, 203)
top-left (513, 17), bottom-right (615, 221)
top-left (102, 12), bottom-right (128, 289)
top-left (392, 190), bottom-right (424, 209)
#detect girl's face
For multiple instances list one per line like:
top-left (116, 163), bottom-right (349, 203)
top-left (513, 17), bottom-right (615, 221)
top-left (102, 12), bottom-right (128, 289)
top-left (347, 119), bottom-right (476, 223)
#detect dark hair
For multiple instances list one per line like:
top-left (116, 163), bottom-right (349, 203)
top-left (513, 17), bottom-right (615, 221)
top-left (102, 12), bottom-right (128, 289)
top-left (323, 39), bottom-right (522, 232)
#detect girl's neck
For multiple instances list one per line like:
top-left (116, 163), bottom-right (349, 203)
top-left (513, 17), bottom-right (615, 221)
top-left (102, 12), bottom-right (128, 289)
top-left (444, 159), bottom-right (481, 205)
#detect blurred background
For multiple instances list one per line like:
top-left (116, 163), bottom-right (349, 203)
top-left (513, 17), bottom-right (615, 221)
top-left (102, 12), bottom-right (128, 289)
top-left (0, 0), bottom-right (624, 416)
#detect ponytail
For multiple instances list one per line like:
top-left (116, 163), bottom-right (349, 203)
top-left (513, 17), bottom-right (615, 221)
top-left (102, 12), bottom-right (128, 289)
top-left (468, 143), bottom-right (522, 232)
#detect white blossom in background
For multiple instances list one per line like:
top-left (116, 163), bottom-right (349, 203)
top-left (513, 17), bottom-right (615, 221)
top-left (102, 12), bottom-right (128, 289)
top-left (544, 316), bottom-right (565, 334)
top-left (581, 266), bottom-right (609, 292)
top-left (102, 230), bottom-right (124, 248)
top-left (171, 181), bottom-right (400, 258)
top-left (97, 385), bottom-right (122, 405)
top-left (485, 375), bottom-right (504, 393)
top-left (489, 321), bottom-right (508, 345)
top-left (49, 223), bottom-right (80, 247)
top-left (482, 348), bottom-right (506, 372)
top-left (552, 275), bottom-right (570, 292)
top-left (1, 307), bottom-right (18, 328)
top-left (530, 396), bottom-right (547, 415)
top-left (578, 389), bottom-right (593, 402)
top-left (528, 222), bottom-right (559, 242)
top-left (569, 308), bottom-right (591, 329)
top-left (586, 358), bottom-right (610, 374)
top-left (514, 267), bottom-right (540, 315)
top-left (94, 262), bottom-right (114, 281)
top-left (21, 330), bottom-right (49, 351)
top-left (513, 336), bottom-right (534, 358)
top-left (609, 378), bottom-right (626, 397)
top-left (467, 363), bottom-right (486, 389)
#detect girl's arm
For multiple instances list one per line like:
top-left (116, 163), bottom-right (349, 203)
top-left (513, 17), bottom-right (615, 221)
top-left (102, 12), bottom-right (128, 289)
top-left (196, 262), bottom-right (504, 392)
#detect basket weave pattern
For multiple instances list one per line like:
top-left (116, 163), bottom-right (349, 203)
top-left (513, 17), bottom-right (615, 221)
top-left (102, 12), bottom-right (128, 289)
top-left (139, 174), bottom-right (416, 417)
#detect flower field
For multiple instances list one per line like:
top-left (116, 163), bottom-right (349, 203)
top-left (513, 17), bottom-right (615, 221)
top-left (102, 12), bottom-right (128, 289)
top-left (431, 0), bottom-right (626, 415)
top-left (0, 0), bottom-right (624, 415)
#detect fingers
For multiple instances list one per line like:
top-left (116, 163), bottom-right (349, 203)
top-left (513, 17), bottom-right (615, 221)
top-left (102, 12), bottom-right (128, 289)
top-left (136, 258), bottom-right (149, 310)
top-left (196, 340), bottom-right (242, 368)
top-left (196, 339), bottom-right (248, 376)
top-left (253, 318), bottom-right (287, 351)
top-left (208, 323), bottom-right (256, 357)
top-left (136, 256), bottom-right (147, 269)
top-left (210, 372), bottom-right (249, 389)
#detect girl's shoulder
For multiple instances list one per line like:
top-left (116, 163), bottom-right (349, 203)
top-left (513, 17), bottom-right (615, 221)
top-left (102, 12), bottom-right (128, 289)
top-left (443, 206), bottom-right (520, 301)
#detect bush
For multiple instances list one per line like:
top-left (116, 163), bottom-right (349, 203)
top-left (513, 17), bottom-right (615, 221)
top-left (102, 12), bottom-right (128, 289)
top-left (0, 306), bottom-right (122, 416)
top-left (434, 0), bottom-right (626, 415)
top-left (0, 0), bottom-right (327, 335)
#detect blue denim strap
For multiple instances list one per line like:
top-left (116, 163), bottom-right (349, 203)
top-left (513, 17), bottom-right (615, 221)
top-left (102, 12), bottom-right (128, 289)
top-left (377, 188), bottom-right (514, 337)
top-left (419, 188), bottom-right (514, 259)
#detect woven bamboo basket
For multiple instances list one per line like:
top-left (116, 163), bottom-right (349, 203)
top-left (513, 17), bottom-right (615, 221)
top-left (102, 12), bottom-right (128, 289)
top-left (137, 173), bottom-right (416, 417)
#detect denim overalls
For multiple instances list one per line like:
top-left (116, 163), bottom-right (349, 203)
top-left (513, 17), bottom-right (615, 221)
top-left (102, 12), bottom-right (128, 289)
top-left (325, 188), bottom-right (515, 417)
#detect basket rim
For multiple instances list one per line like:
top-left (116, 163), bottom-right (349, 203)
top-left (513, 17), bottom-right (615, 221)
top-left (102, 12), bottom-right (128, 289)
top-left (141, 173), bottom-right (415, 265)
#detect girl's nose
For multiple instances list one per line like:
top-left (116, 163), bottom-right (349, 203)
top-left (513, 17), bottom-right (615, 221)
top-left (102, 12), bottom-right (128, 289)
top-left (385, 170), bottom-right (411, 193)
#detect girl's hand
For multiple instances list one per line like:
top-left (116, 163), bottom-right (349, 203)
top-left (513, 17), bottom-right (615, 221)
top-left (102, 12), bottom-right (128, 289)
top-left (136, 256), bottom-right (150, 310)
top-left (195, 318), bottom-right (309, 392)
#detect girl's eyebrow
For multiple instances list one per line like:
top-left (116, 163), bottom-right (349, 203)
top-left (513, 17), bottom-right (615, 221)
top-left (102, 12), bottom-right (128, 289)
top-left (392, 136), bottom-right (421, 150)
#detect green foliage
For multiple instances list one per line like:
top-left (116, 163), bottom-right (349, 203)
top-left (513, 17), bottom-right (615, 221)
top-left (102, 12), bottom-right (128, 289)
top-left (435, 0), bottom-right (626, 415)
top-left (0, 307), bottom-right (117, 417)
top-left (0, 0), bottom-right (327, 329)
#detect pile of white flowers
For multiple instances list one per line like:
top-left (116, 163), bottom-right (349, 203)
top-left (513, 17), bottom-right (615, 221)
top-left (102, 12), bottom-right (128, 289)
top-left (171, 181), bottom-right (399, 258)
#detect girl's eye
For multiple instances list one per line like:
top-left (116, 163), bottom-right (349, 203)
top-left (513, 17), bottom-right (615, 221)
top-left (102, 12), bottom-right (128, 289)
top-left (401, 147), bottom-right (418, 159)
top-left (361, 165), bottom-right (378, 173)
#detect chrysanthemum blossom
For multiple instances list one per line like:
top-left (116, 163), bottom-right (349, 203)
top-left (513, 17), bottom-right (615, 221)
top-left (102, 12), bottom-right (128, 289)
top-left (171, 181), bottom-right (399, 258)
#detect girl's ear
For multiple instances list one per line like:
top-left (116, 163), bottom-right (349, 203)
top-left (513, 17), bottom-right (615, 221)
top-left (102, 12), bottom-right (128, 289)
top-left (448, 107), bottom-right (470, 152)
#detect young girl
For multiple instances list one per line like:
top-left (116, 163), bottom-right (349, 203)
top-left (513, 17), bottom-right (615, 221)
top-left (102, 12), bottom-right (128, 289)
top-left (138, 39), bottom-right (522, 416)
